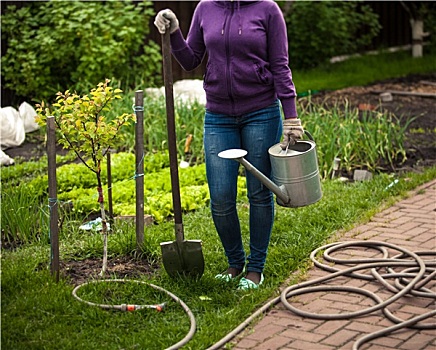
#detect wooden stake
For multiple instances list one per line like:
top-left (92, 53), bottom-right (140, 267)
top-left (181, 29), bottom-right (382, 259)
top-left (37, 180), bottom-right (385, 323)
top-left (107, 151), bottom-right (113, 225)
top-left (47, 116), bottom-right (60, 282)
top-left (135, 90), bottom-right (145, 250)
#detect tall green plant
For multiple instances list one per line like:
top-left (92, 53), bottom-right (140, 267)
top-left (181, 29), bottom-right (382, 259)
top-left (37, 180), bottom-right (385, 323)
top-left (1, 185), bottom-right (44, 246)
top-left (1, 0), bottom-right (161, 102)
top-left (36, 79), bottom-right (135, 275)
top-left (121, 95), bottom-right (206, 163)
top-left (300, 98), bottom-right (412, 178)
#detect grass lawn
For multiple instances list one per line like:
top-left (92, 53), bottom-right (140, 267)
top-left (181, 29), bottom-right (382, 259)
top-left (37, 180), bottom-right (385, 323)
top-left (294, 50), bottom-right (436, 94)
top-left (3, 168), bottom-right (435, 349)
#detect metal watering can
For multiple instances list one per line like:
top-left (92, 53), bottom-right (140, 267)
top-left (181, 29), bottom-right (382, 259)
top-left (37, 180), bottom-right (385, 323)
top-left (218, 131), bottom-right (322, 208)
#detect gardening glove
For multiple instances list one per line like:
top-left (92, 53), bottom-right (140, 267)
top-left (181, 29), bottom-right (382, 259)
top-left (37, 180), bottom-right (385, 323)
top-left (280, 118), bottom-right (304, 150)
top-left (154, 9), bottom-right (179, 34)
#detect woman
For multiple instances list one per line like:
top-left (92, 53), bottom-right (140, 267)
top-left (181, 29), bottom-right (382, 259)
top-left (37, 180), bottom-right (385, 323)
top-left (154, 0), bottom-right (303, 290)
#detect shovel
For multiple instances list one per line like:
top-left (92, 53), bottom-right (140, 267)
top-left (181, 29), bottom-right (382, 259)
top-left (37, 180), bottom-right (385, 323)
top-left (160, 31), bottom-right (205, 278)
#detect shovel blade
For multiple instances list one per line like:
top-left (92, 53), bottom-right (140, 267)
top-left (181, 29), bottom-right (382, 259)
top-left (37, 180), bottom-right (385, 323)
top-left (160, 240), bottom-right (204, 278)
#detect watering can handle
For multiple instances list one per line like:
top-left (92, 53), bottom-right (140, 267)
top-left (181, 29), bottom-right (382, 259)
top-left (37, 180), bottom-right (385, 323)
top-left (303, 130), bottom-right (314, 141)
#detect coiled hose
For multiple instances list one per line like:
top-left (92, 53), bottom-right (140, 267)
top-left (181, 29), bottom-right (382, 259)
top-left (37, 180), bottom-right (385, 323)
top-left (208, 240), bottom-right (435, 350)
top-left (72, 279), bottom-right (196, 350)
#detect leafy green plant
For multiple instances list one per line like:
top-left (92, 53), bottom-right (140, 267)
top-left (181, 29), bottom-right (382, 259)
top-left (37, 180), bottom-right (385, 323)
top-left (55, 162), bottom-right (212, 221)
top-left (1, 0), bottom-right (161, 103)
top-left (36, 79), bottom-right (135, 275)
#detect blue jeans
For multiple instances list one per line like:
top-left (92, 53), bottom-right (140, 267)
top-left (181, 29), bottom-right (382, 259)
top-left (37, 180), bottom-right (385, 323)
top-left (204, 101), bottom-right (282, 273)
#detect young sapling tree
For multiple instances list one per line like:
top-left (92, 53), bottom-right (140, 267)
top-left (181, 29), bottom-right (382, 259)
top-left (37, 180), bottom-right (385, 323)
top-left (36, 79), bottom-right (135, 275)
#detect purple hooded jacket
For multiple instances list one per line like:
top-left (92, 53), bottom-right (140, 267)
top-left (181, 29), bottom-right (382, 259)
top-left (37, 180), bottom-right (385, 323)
top-left (170, 0), bottom-right (297, 119)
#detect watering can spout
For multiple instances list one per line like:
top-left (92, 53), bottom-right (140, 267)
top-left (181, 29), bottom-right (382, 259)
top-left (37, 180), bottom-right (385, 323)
top-left (218, 149), bottom-right (291, 205)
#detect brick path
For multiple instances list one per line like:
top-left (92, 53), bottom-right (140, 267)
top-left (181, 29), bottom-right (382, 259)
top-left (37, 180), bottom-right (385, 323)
top-left (230, 179), bottom-right (436, 350)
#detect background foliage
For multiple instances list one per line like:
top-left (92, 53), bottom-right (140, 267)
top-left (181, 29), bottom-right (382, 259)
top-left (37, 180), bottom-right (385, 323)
top-left (1, 0), bottom-right (161, 103)
top-left (3, 0), bottom-right (436, 104)
top-left (278, 1), bottom-right (381, 70)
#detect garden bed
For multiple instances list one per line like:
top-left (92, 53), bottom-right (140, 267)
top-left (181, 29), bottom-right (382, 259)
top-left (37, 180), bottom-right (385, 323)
top-left (3, 73), bottom-right (435, 285)
top-left (5, 73), bottom-right (436, 169)
top-left (308, 73), bottom-right (436, 170)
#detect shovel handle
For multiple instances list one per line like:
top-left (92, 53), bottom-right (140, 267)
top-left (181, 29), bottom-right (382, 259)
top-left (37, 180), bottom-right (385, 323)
top-left (162, 31), bottom-right (184, 240)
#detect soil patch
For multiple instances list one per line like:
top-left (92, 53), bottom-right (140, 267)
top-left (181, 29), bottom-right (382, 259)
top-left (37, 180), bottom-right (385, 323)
top-left (60, 256), bottom-right (160, 286)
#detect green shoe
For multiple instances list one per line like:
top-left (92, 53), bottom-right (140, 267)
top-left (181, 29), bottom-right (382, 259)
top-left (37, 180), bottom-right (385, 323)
top-left (237, 273), bottom-right (264, 291)
top-left (215, 268), bottom-right (244, 282)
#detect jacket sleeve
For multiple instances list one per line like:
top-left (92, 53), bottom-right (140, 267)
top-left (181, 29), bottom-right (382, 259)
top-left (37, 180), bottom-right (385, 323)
top-left (267, 3), bottom-right (298, 119)
top-left (170, 5), bottom-right (206, 72)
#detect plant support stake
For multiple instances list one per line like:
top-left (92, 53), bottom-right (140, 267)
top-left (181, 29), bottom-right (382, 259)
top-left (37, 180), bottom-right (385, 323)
top-left (47, 116), bottom-right (60, 282)
top-left (107, 151), bottom-right (113, 224)
top-left (135, 90), bottom-right (145, 250)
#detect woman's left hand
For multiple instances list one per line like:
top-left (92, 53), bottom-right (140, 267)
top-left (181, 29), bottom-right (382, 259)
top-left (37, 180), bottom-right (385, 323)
top-left (280, 118), bottom-right (304, 149)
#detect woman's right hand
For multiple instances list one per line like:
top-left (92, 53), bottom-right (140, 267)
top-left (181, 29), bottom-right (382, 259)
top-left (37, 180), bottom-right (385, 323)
top-left (154, 9), bottom-right (179, 34)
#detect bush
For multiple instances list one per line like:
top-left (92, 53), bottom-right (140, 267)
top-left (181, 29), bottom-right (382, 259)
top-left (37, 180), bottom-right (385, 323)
top-left (1, 0), bottom-right (161, 103)
top-left (423, 4), bottom-right (436, 53)
top-left (279, 1), bottom-right (381, 70)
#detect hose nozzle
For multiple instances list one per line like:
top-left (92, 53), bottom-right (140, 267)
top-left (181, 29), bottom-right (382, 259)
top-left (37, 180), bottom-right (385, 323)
top-left (120, 302), bottom-right (166, 312)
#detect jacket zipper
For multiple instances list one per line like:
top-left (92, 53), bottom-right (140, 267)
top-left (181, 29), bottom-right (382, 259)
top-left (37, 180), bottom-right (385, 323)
top-left (225, 5), bottom-right (235, 114)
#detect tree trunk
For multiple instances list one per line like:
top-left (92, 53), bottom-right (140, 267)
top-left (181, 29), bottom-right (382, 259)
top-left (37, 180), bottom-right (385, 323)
top-left (411, 19), bottom-right (425, 58)
top-left (400, 2), bottom-right (429, 58)
top-left (96, 171), bottom-right (109, 276)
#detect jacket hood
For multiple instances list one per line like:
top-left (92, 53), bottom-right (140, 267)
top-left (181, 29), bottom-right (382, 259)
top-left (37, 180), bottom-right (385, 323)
top-left (212, 0), bottom-right (261, 35)
top-left (212, 1), bottom-right (260, 8)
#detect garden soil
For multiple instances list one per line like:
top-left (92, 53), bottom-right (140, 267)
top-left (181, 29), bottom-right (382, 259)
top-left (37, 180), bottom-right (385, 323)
top-left (4, 73), bottom-right (435, 284)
